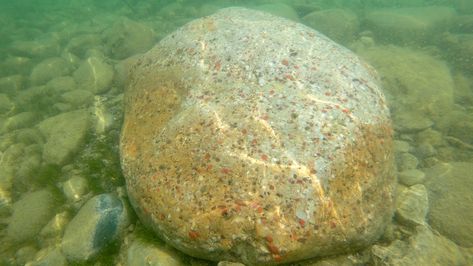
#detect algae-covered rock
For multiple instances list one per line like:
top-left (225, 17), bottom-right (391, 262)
top-left (10, 37), bottom-right (60, 58)
top-left (1, 112), bottom-right (38, 133)
top-left (37, 109), bottom-right (91, 165)
top-left (30, 57), bottom-right (72, 86)
top-left (371, 225), bottom-right (470, 265)
top-left (73, 56), bottom-right (114, 94)
top-left (0, 75), bottom-right (24, 95)
top-left (395, 184), bottom-right (429, 226)
top-left (364, 7), bottom-right (456, 45)
top-left (124, 235), bottom-right (186, 266)
top-left (251, 3), bottom-right (300, 21)
top-left (120, 8), bottom-right (396, 265)
top-left (302, 9), bottom-right (359, 44)
top-left (6, 189), bottom-right (56, 243)
top-left (104, 17), bottom-right (155, 60)
top-left (0, 93), bottom-right (14, 114)
top-left (358, 45), bottom-right (454, 126)
top-left (425, 162), bottom-right (473, 247)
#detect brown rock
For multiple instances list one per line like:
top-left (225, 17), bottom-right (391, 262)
top-left (120, 8), bottom-right (396, 265)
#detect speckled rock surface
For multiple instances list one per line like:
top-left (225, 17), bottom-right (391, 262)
top-left (120, 7), bottom-right (396, 265)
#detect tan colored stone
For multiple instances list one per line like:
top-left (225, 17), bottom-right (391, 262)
top-left (120, 8), bottom-right (396, 265)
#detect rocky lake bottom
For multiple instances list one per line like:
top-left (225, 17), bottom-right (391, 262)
top-left (0, 0), bottom-right (473, 265)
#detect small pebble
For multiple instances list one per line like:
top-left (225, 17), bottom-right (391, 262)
top-left (62, 175), bottom-right (89, 203)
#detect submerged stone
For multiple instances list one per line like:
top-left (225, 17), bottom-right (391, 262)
top-left (61, 193), bottom-right (129, 261)
top-left (6, 189), bottom-right (56, 243)
top-left (37, 109), bottom-right (91, 165)
top-left (120, 7), bottom-right (396, 265)
top-left (425, 162), bottom-right (473, 247)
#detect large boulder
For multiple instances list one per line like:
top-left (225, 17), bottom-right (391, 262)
top-left (120, 8), bottom-right (396, 265)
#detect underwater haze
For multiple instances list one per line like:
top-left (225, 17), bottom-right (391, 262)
top-left (1, 0), bottom-right (473, 265)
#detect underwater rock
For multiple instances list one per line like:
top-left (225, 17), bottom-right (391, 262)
top-left (393, 140), bottom-right (411, 154)
top-left (398, 169), bottom-right (425, 186)
top-left (29, 247), bottom-right (67, 266)
top-left (114, 54), bottom-right (142, 88)
top-left (124, 234), bottom-right (186, 266)
top-left (393, 111), bottom-right (433, 133)
top-left (1, 112), bottom-right (38, 134)
top-left (442, 34), bottom-right (473, 75)
top-left (252, 3), bottom-right (300, 21)
top-left (37, 109), bottom-right (91, 165)
top-left (0, 75), bottom-right (24, 96)
top-left (30, 57), bottom-right (72, 86)
top-left (359, 45), bottom-right (454, 127)
top-left (61, 175), bottom-right (89, 205)
top-left (0, 93), bottom-right (14, 114)
top-left (15, 246), bottom-right (37, 266)
top-left (61, 89), bottom-right (94, 107)
top-left (61, 193), bottom-right (129, 262)
top-left (73, 56), bottom-right (114, 94)
top-left (46, 76), bottom-right (77, 94)
top-left (395, 184), bottom-right (428, 226)
top-left (396, 152), bottom-right (419, 171)
top-left (10, 38), bottom-right (61, 58)
top-left (39, 211), bottom-right (70, 241)
top-left (1, 56), bottom-right (33, 76)
top-left (104, 17), bottom-right (155, 60)
top-left (371, 225), bottom-right (470, 265)
top-left (425, 162), bottom-right (473, 247)
top-left (302, 9), bottom-right (359, 44)
top-left (6, 189), bottom-right (56, 243)
top-left (364, 7), bottom-right (456, 45)
top-left (120, 7), bottom-right (396, 265)
top-left (65, 34), bottom-right (103, 59)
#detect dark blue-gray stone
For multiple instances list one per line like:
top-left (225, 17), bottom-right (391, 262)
top-left (93, 194), bottom-right (122, 249)
top-left (61, 193), bottom-right (129, 261)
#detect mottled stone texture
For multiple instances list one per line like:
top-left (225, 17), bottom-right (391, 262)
top-left (120, 7), bottom-right (396, 265)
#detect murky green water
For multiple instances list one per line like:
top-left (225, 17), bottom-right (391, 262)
top-left (1, 0), bottom-right (472, 265)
